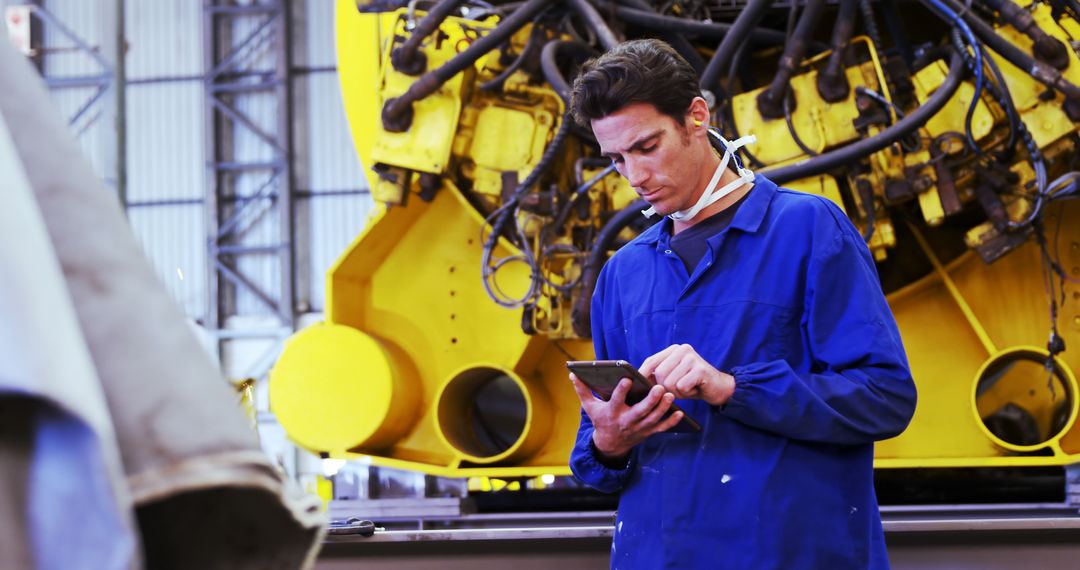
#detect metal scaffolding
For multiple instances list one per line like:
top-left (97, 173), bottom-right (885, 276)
top-left (203, 0), bottom-right (295, 369)
top-left (13, 0), bottom-right (125, 202)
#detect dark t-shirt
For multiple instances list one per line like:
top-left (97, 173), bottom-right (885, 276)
top-left (669, 190), bottom-right (750, 273)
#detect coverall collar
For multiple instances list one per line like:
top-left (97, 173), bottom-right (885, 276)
top-left (633, 173), bottom-right (776, 248)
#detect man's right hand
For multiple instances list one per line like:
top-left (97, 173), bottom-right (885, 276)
top-left (570, 373), bottom-right (685, 463)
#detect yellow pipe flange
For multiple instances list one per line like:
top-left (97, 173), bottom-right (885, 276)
top-left (434, 364), bottom-right (552, 465)
top-left (971, 346), bottom-right (1079, 454)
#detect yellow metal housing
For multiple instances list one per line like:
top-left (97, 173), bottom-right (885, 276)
top-left (267, 1), bottom-right (1080, 478)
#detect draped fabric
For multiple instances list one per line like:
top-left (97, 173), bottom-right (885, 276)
top-left (0, 39), bottom-right (324, 570)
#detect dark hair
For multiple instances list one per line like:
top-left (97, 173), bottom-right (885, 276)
top-left (569, 39), bottom-right (701, 128)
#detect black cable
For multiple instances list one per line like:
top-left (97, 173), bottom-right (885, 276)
top-left (757, 0), bottom-right (826, 119)
top-left (948, 26), bottom-right (987, 157)
top-left (983, 49), bottom-right (1020, 161)
top-left (481, 111), bottom-right (575, 307)
top-left (1005, 121), bottom-right (1049, 229)
top-left (786, 0), bottom-right (800, 42)
top-left (944, 24), bottom-right (1021, 161)
top-left (551, 164), bottom-right (617, 234)
top-left (382, 0), bottom-right (551, 131)
top-left (566, 0), bottom-right (620, 51)
top-left (721, 42), bottom-right (765, 168)
top-left (855, 85), bottom-right (922, 151)
top-left (859, 0), bottom-right (886, 56)
top-left (699, 0), bottom-right (773, 96)
top-left (936, 0), bottom-right (1080, 101)
top-left (882, 0), bottom-right (917, 65)
top-left (764, 51), bottom-right (966, 184)
top-left (980, 0), bottom-right (1070, 70)
top-left (597, 0), bottom-right (790, 45)
top-left (855, 86), bottom-right (906, 121)
top-left (912, 45), bottom-right (952, 72)
top-left (391, 0), bottom-right (468, 73)
top-left (613, 0), bottom-right (707, 72)
top-left (571, 199), bottom-right (652, 337)
top-left (818, 0), bottom-right (858, 102)
top-left (784, 92), bottom-right (819, 156)
top-left (540, 39), bottom-right (593, 104)
top-left (479, 23), bottom-right (544, 92)
top-left (1035, 219), bottom-right (1068, 367)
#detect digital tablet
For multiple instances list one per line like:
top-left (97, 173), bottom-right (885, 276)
top-left (566, 360), bottom-right (702, 432)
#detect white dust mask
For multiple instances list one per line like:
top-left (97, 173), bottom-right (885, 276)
top-left (641, 132), bottom-right (756, 221)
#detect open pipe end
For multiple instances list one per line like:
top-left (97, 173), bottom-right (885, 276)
top-left (817, 69), bottom-right (851, 104)
top-left (390, 46), bottom-right (427, 76)
top-left (756, 88), bottom-right (787, 120)
top-left (1034, 37), bottom-right (1070, 71)
top-left (381, 97), bottom-right (414, 133)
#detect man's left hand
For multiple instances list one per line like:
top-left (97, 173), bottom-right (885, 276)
top-left (639, 344), bottom-right (735, 406)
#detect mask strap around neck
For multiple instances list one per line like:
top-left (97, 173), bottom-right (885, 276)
top-left (641, 133), bottom-right (756, 220)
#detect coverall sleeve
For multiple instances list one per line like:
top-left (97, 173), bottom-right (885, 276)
top-left (568, 267), bottom-right (635, 493)
top-left (722, 212), bottom-right (918, 445)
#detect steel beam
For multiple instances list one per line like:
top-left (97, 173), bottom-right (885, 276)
top-left (203, 0), bottom-right (295, 372)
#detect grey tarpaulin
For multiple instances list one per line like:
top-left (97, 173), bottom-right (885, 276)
top-left (0, 36), bottom-right (325, 570)
top-left (0, 93), bottom-right (139, 570)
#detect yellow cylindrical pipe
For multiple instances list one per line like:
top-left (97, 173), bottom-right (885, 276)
top-left (434, 365), bottom-right (552, 465)
top-left (269, 323), bottom-right (421, 454)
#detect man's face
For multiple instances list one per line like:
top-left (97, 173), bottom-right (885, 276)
top-left (591, 102), bottom-right (702, 217)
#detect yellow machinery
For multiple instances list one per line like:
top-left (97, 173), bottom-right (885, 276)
top-left (271, 0), bottom-right (1080, 484)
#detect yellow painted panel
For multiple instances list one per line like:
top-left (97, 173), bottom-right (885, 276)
top-left (288, 3), bottom-right (1080, 477)
top-left (913, 60), bottom-right (994, 142)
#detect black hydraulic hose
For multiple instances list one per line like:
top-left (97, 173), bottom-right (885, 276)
top-left (479, 23), bottom-right (544, 92)
top-left (571, 199), bottom-right (650, 337)
top-left (481, 111), bottom-right (577, 306)
top-left (566, 0), bottom-right (620, 51)
top-left (382, 0), bottom-right (550, 132)
top-left (818, 0), bottom-right (858, 102)
top-left (540, 38), bottom-right (598, 142)
top-left (541, 39), bottom-right (593, 104)
top-left (984, 47), bottom-right (1020, 159)
top-left (724, 42), bottom-right (766, 167)
top-left (552, 163), bottom-right (617, 234)
top-left (912, 45), bottom-right (952, 71)
top-left (979, 0), bottom-right (1069, 69)
top-left (881, 0), bottom-right (916, 65)
top-left (391, 0), bottom-right (467, 75)
top-left (700, 0), bottom-right (774, 96)
top-left (600, 0), bottom-right (789, 45)
top-left (757, 0), bottom-right (826, 119)
top-left (949, 27), bottom-right (986, 156)
top-left (935, 0), bottom-right (1080, 101)
top-left (764, 52), bottom-right (966, 184)
top-left (786, 1), bottom-right (799, 41)
top-left (859, 0), bottom-right (885, 56)
top-left (484, 111), bottom-right (576, 256)
top-left (615, 0), bottom-right (706, 72)
top-left (785, 93), bottom-right (820, 156)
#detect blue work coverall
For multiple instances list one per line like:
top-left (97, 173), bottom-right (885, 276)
top-left (570, 174), bottom-right (917, 569)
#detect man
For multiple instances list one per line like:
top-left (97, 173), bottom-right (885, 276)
top-left (567, 39), bottom-right (917, 569)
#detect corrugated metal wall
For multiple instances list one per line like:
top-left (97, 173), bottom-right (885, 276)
top-left (19, 0), bottom-right (372, 325)
top-left (125, 0), bottom-right (207, 318)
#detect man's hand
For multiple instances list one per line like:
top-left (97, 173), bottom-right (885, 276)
top-left (639, 344), bottom-right (735, 406)
top-left (570, 373), bottom-right (684, 462)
